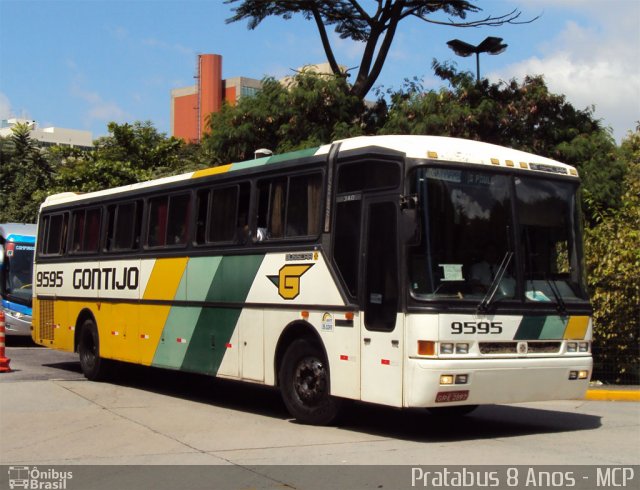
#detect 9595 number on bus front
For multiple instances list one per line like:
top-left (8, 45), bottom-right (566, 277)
top-left (451, 321), bottom-right (503, 335)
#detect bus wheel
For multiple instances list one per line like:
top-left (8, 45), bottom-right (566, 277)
top-left (279, 339), bottom-right (341, 425)
top-left (78, 319), bottom-right (110, 381)
top-left (426, 405), bottom-right (479, 417)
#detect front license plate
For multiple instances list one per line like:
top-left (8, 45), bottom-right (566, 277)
top-left (435, 390), bottom-right (469, 403)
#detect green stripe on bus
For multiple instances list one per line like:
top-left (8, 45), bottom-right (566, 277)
top-left (152, 257), bottom-right (225, 369)
top-left (539, 316), bottom-right (567, 339)
top-left (180, 254), bottom-right (265, 375)
top-left (514, 316), bottom-right (546, 340)
top-left (266, 147), bottom-right (320, 164)
top-left (514, 315), bottom-right (569, 340)
top-left (152, 306), bottom-right (202, 369)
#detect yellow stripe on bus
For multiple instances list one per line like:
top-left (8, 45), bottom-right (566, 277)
top-left (563, 316), bottom-right (589, 339)
top-left (191, 164), bottom-right (232, 179)
top-left (137, 258), bottom-right (190, 365)
top-left (143, 258), bottom-right (189, 301)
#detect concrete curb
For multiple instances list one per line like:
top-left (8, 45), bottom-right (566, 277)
top-left (585, 388), bottom-right (640, 402)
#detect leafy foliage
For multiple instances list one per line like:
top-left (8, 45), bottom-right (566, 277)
top-left (0, 123), bottom-right (52, 222)
top-left (202, 71), bottom-right (366, 161)
top-left (1, 121), bottom-right (210, 222)
top-left (225, 0), bottom-right (531, 98)
top-left (380, 61), bottom-right (627, 222)
top-left (585, 128), bottom-right (640, 383)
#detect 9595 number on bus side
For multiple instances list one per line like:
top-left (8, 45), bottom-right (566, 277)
top-left (36, 270), bottom-right (64, 288)
top-left (451, 321), bottom-right (503, 335)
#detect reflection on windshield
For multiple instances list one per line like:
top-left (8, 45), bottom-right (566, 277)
top-left (409, 167), bottom-right (588, 305)
top-left (4, 243), bottom-right (34, 305)
top-left (515, 176), bottom-right (586, 303)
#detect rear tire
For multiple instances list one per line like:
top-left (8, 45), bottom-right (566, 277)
top-left (279, 338), bottom-right (341, 425)
top-left (78, 318), bottom-right (110, 381)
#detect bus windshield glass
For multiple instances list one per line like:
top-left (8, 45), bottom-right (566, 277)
top-left (408, 167), bottom-right (588, 305)
top-left (3, 241), bottom-right (34, 306)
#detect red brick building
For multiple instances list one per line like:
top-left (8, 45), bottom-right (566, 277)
top-left (170, 54), bottom-right (261, 142)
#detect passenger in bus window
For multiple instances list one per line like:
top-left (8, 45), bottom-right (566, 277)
top-left (235, 213), bottom-right (252, 244)
top-left (469, 246), bottom-right (501, 289)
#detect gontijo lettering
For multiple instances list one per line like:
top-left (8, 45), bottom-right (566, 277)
top-left (72, 267), bottom-right (139, 290)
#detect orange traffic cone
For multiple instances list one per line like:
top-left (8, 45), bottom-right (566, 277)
top-left (0, 311), bottom-right (11, 372)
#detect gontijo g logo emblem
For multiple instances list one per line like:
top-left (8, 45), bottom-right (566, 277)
top-left (268, 264), bottom-right (314, 300)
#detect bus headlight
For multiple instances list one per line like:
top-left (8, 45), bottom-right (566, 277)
top-left (440, 343), bottom-right (454, 355)
top-left (567, 342), bottom-right (577, 352)
top-left (578, 342), bottom-right (590, 353)
top-left (455, 343), bottom-right (469, 354)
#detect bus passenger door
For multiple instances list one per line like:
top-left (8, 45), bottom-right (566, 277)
top-left (360, 198), bottom-right (404, 407)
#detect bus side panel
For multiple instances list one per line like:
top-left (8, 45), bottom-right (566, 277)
top-left (32, 296), bottom-right (73, 352)
top-left (152, 255), bottom-right (264, 377)
top-left (314, 310), bottom-right (361, 400)
top-left (248, 253), bottom-right (360, 398)
top-left (239, 308), bottom-right (264, 381)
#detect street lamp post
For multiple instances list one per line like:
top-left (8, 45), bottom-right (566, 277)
top-left (446, 36), bottom-right (508, 82)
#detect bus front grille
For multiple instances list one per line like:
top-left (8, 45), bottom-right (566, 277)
top-left (527, 341), bottom-right (561, 353)
top-left (479, 341), bottom-right (562, 355)
top-left (479, 342), bottom-right (517, 354)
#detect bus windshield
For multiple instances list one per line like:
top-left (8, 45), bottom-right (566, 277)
top-left (3, 241), bottom-right (34, 307)
top-left (408, 167), bottom-right (588, 305)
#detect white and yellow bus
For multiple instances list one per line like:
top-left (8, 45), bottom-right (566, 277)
top-left (32, 135), bottom-right (592, 424)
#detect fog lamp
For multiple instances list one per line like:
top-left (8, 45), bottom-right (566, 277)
top-left (440, 375), bottom-right (455, 385)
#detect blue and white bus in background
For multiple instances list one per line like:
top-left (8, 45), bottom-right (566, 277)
top-left (0, 223), bottom-right (36, 336)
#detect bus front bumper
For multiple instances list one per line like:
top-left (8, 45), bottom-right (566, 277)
top-left (2, 311), bottom-right (33, 336)
top-left (405, 356), bottom-right (593, 408)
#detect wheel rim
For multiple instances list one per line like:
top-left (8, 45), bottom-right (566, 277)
top-left (293, 356), bottom-right (327, 405)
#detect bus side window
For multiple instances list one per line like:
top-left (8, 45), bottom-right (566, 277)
top-left (106, 201), bottom-right (142, 251)
top-left (257, 177), bottom-right (286, 240)
top-left (167, 194), bottom-right (190, 245)
top-left (333, 197), bottom-right (362, 297)
top-left (256, 173), bottom-right (321, 241)
top-left (147, 196), bottom-right (168, 247)
top-left (209, 186), bottom-right (239, 243)
top-left (71, 207), bottom-right (101, 253)
top-left (287, 173), bottom-right (322, 237)
top-left (40, 213), bottom-right (69, 256)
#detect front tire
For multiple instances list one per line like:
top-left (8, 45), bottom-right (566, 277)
top-left (78, 318), bottom-right (110, 381)
top-left (279, 339), bottom-right (341, 425)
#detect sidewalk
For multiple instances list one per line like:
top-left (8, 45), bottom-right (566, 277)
top-left (585, 384), bottom-right (640, 401)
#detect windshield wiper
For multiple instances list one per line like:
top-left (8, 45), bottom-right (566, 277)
top-left (477, 251), bottom-right (513, 314)
top-left (545, 275), bottom-right (567, 315)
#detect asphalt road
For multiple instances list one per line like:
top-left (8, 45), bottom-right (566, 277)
top-left (1, 340), bottom-right (639, 489)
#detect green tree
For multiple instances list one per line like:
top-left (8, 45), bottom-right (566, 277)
top-left (225, 0), bottom-right (533, 99)
top-left (584, 127), bottom-right (640, 383)
top-left (0, 123), bottom-right (52, 222)
top-left (381, 62), bottom-right (626, 220)
top-left (47, 121), bottom-right (207, 196)
top-left (203, 71), bottom-right (365, 162)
